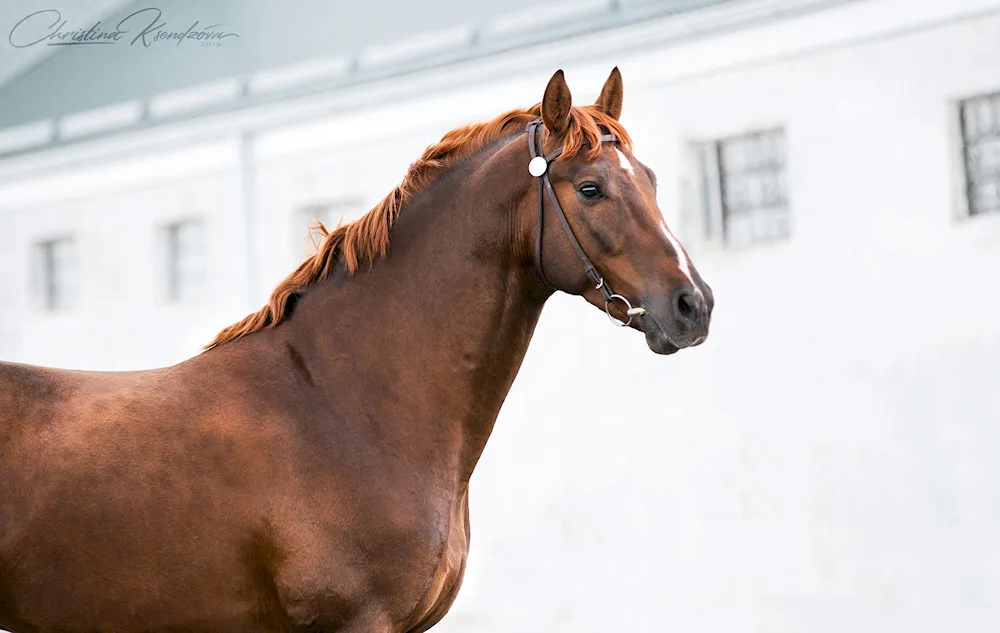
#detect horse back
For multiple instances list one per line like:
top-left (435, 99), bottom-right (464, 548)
top-left (0, 354), bottom-right (292, 632)
top-left (0, 361), bottom-right (67, 436)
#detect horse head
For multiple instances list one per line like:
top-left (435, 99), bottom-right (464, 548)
top-left (521, 68), bottom-right (714, 354)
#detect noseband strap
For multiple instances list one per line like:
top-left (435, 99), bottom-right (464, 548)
top-left (526, 119), bottom-right (644, 327)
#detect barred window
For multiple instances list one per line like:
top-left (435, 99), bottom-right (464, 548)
top-left (716, 129), bottom-right (789, 247)
top-left (959, 92), bottom-right (1000, 217)
top-left (34, 236), bottom-right (79, 311)
top-left (695, 128), bottom-right (790, 248)
top-left (162, 220), bottom-right (207, 302)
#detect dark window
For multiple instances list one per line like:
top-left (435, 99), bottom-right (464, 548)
top-left (960, 92), bottom-right (1000, 217)
top-left (35, 237), bottom-right (79, 311)
top-left (714, 128), bottom-right (789, 247)
top-left (163, 220), bottom-right (207, 302)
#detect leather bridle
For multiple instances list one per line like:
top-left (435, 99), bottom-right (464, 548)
top-left (526, 118), bottom-right (646, 327)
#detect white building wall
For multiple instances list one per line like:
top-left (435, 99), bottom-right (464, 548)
top-left (1, 0), bottom-right (999, 631)
top-left (0, 140), bottom-right (251, 368)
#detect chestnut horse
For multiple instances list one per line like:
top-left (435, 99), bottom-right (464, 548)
top-left (0, 69), bottom-right (712, 633)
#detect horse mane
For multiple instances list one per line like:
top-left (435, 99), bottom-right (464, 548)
top-left (205, 104), bottom-right (631, 349)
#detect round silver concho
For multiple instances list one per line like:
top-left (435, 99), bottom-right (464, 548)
top-left (528, 156), bottom-right (548, 177)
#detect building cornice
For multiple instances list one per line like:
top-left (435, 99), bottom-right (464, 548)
top-left (27, 0), bottom-right (1000, 191)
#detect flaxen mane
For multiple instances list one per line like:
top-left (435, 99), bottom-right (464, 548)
top-left (206, 104), bottom-right (631, 349)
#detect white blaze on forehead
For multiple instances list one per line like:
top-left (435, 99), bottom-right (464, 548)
top-left (614, 147), bottom-right (635, 176)
top-left (614, 147), bottom-right (696, 290)
top-left (660, 221), bottom-right (695, 286)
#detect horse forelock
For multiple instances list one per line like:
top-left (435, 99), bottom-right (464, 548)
top-left (205, 104), bottom-right (631, 349)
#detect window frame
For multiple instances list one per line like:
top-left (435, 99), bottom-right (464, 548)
top-left (33, 235), bottom-right (79, 312)
top-left (161, 218), bottom-right (208, 303)
top-left (690, 126), bottom-right (791, 249)
top-left (954, 90), bottom-right (1000, 220)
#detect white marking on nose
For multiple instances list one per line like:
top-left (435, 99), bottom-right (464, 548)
top-left (660, 222), bottom-right (695, 288)
top-left (615, 148), bottom-right (634, 176)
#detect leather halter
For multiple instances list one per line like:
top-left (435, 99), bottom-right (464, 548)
top-left (526, 119), bottom-right (645, 327)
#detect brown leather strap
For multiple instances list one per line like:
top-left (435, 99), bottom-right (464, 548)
top-left (527, 121), bottom-right (555, 291)
top-left (527, 119), bottom-right (617, 303)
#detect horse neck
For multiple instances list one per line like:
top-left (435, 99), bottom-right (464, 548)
top-left (277, 135), bottom-right (546, 484)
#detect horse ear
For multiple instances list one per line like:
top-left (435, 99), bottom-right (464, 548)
top-left (594, 67), bottom-right (623, 120)
top-left (541, 69), bottom-right (572, 135)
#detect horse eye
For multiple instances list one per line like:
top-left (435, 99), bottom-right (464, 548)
top-left (578, 183), bottom-right (602, 199)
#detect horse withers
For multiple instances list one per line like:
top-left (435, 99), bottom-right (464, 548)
top-left (0, 68), bottom-right (712, 633)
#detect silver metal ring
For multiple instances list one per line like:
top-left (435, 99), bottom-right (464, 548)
top-left (604, 294), bottom-right (635, 327)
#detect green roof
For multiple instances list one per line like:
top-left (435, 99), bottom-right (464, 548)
top-left (0, 0), bottom-right (730, 156)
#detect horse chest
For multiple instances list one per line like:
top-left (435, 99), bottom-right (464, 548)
top-left (403, 494), bottom-right (470, 631)
top-left (275, 488), bottom-right (470, 631)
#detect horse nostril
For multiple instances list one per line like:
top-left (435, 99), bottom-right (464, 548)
top-left (676, 292), bottom-right (694, 318)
